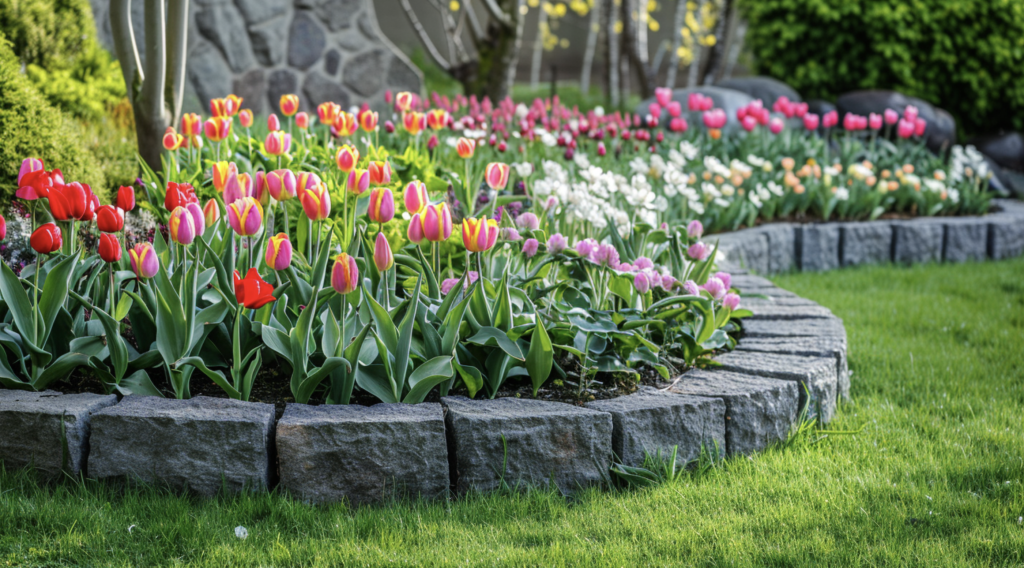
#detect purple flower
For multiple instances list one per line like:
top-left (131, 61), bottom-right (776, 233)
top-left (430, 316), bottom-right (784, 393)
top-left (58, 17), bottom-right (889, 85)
top-left (522, 238), bottom-right (539, 258)
top-left (617, 262), bottom-right (635, 272)
top-left (547, 233), bottom-right (568, 254)
top-left (594, 243), bottom-right (620, 267)
top-left (660, 275), bottom-right (677, 291)
top-left (703, 277), bottom-right (727, 300)
top-left (516, 212), bottom-right (540, 231)
top-left (575, 238), bottom-right (598, 258)
top-left (714, 271), bottom-right (732, 290)
top-left (440, 278), bottom-right (459, 295)
top-left (723, 293), bottom-right (741, 310)
top-left (545, 196), bottom-right (559, 210)
top-left (501, 227), bottom-right (522, 241)
top-left (648, 271), bottom-right (662, 288)
top-left (634, 256), bottom-right (654, 270)
top-left (687, 242), bottom-right (711, 261)
top-left (634, 272), bottom-right (651, 294)
top-left (687, 220), bottom-right (704, 239)
top-left (683, 280), bottom-right (701, 296)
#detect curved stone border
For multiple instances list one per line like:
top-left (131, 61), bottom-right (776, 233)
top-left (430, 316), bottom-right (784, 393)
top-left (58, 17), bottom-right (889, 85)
top-left (2, 199), bottom-right (1022, 502)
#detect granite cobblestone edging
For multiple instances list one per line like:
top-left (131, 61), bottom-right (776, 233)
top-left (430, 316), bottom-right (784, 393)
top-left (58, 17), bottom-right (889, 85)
top-left (2, 199), bottom-right (1022, 502)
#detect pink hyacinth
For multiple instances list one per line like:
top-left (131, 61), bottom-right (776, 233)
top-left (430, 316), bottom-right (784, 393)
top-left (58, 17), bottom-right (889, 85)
top-left (575, 238), bottom-right (598, 259)
top-left (516, 212), bottom-right (540, 231)
top-left (594, 243), bottom-right (620, 267)
top-left (634, 256), bottom-right (654, 270)
top-left (714, 271), bottom-right (732, 290)
top-left (660, 275), bottom-right (677, 291)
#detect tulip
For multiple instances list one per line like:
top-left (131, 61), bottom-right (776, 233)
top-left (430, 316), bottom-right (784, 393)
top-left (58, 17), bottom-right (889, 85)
top-left (234, 268), bottom-right (276, 309)
top-left (456, 137), bottom-right (475, 159)
top-left (702, 276), bottom-right (727, 300)
top-left (462, 217), bottom-right (499, 253)
top-left (522, 238), bottom-right (539, 258)
top-left (368, 160), bottom-right (392, 185)
top-left (295, 111), bottom-right (310, 129)
top-left (210, 98), bottom-right (229, 118)
top-left (204, 199), bottom-right (220, 226)
top-left (384, 120), bottom-right (395, 133)
top-left (597, 141), bottom-right (607, 157)
top-left (266, 169), bottom-right (297, 202)
top-left (227, 197), bottom-right (264, 236)
top-left (897, 119), bottom-right (915, 139)
top-left (117, 185), bottom-right (136, 211)
top-left (686, 220), bottom-right (703, 239)
top-left (395, 91), bottom-right (414, 112)
top-left (368, 187), bottom-right (395, 224)
top-left (335, 111), bottom-right (358, 136)
top-left (723, 293), bottom-right (741, 311)
top-left (803, 113), bottom-right (820, 131)
top-left (687, 242), bottom-right (711, 261)
top-left (914, 118), bottom-right (927, 137)
top-left (168, 206), bottom-right (197, 245)
top-left (267, 113), bottom-right (281, 132)
top-left (300, 182), bottom-right (331, 221)
top-left (212, 161), bottom-right (238, 193)
top-left (402, 111), bottom-right (425, 135)
top-left (655, 86), bottom-right (672, 107)
top-left (634, 272), bottom-right (651, 294)
top-left (98, 233), bottom-right (122, 263)
top-left (404, 180), bottom-right (428, 214)
top-left (741, 115), bottom-right (757, 132)
top-left (822, 110), bottom-right (838, 128)
top-left (407, 212), bottom-right (426, 244)
top-left (0, 214), bottom-right (6, 241)
top-left (869, 113), bottom-right (883, 130)
top-left (187, 202), bottom-right (206, 238)
top-left (373, 232), bottom-right (393, 272)
top-left (296, 172), bottom-right (322, 196)
top-left (484, 162), bottom-right (510, 190)
top-left (346, 169), bottom-right (370, 195)
top-left (163, 128), bottom-right (184, 151)
top-left (226, 94), bottom-right (243, 116)
top-left (221, 172), bottom-right (251, 205)
top-left (318, 102), bottom-right (341, 125)
top-left (17, 158), bottom-right (44, 187)
top-left (204, 118), bottom-right (231, 142)
top-left (336, 145), bottom-right (360, 173)
top-left (422, 203), bottom-right (453, 242)
top-left (265, 233), bottom-right (293, 271)
top-left (769, 117), bottom-right (784, 134)
top-left (280, 94), bottom-right (300, 117)
top-left (360, 110), bottom-right (378, 132)
top-left (331, 253), bottom-right (359, 295)
top-left (181, 113), bottom-right (201, 138)
top-left (426, 109), bottom-right (449, 130)
top-left (30, 223), bottom-right (62, 254)
top-left (16, 167), bottom-right (58, 200)
top-left (702, 108), bottom-right (727, 129)
top-left (128, 243), bottom-right (159, 278)
top-left (96, 205), bottom-right (124, 233)
top-left (238, 109), bottom-right (254, 128)
top-left (264, 131), bottom-right (291, 156)
top-left (48, 182), bottom-right (89, 221)
top-left (669, 117), bottom-right (687, 133)
top-left (884, 108), bottom-right (899, 125)
top-left (903, 105), bottom-right (919, 123)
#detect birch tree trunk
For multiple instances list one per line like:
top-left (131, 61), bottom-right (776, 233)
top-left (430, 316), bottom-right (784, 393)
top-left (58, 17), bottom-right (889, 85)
top-left (685, 0), bottom-right (705, 87)
top-left (605, 0), bottom-right (621, 108)
top-left (665, 0), bottom-right (687, 88)
top-left (529, 3), bottom-right (547, 89)
top-left (579, 0), bottom-right (602, 94)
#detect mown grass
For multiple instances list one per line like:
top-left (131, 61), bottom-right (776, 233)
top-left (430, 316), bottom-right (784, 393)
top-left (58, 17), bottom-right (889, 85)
top-left (2, 258), bottom-right (1023, 567)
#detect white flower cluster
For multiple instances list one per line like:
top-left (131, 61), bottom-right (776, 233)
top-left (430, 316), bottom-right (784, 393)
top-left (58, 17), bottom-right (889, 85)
top-left (531, 160), bottom-right (640, 234)
top-left (950, 145), bottom-right (990, 183)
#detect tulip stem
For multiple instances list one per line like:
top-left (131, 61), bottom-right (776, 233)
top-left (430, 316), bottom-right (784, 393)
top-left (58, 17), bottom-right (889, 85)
top-left (109, 263), bottom-right (117, 333)
top-left (32, 254), bottom-right (41, 340)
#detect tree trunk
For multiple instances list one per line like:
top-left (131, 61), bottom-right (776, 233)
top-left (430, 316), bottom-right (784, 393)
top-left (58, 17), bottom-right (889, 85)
top-left (699, 0), bottom-right (729, 84)
top-left (605, 0), bottom-right (621, 108)
top-left (459, 0), bottom-right (523, 100)
top-left (711, 0), bottom-right (739, 83)
top-left (621, 0), bottom-right (654, 99)
top-left (579, 0), bottom-right (602, 94)
top-left (529, 3), bottom-right (547, 90)
top-left (685, 0), bottom-right (705, 87)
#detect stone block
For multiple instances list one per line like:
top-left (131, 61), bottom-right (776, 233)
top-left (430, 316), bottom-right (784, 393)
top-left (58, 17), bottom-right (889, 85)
top-left (288, 11), bottom-right (326, 70)
top-left (89, 396), bottom-right (275, 496)
top-left (729, 274), bottom-right (776, 289)
top-left (745, 303), bottom-right (834, 320)
top-left (585, 388), bottom-right (725, 467)
top-left (712, 351), bottom-right (838, 424)
top-left (0, 391), bottom-right (116, 479)
top-left (760, 223), bottom-right (797, 274)
top-left (442, 397), bottom-right (612, 494)
top-left (277, 403), bottom-right (449, 504)
top-left (714, 230), bottom-right (769, 274)
top-left (892, 219), bottom-right (944, 264)
top-left (988, 213), bottom-right (1024, 260)
top-left (196, 2), bottom-right (254, 73)
top-left (248, 16), bottom-right (288, 67)
top-left (841, 222), bottom-right (893, 266)
top-left (797, 223), bottom-right (841, 271)
top-left (741, 317), bottom-right (847, 342)
top-left (943, 217), bottom-right (988, 263)
top-left (343, 49), bottom-right (388, 97)
top-left (668, 369), bottom-right (799, 455)
top-left (735, 336), bottom-right (850, 401)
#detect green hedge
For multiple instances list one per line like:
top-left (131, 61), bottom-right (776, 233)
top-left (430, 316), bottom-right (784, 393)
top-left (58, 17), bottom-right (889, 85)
top-left (0, 35), bottom-right (107, 201)
top-left (739, 0), bottom-right (1024, 136)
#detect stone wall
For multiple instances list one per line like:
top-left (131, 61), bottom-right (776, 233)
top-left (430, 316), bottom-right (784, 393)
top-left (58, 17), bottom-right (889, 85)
top-left (89, 0), bottom-right (423, 115)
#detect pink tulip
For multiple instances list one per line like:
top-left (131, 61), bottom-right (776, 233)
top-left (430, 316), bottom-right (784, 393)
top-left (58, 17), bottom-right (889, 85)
top-left (223, 171), bottom-right (253, 205)
top-left (265, 233), bottom-right (293, 271)
top-left (266, 169), bottom-right (297, 202)
top-left (373, 233), bottom-right (394, 271)
top-left (823, 110), bottom-right (838, 128)
top-left (897, 119), bottom-right (915, 138)
top-left (741, 115), bottom-right (757, 132)
top-left (769, 117), bottom-right (784, 134)
top-left (368, 187), bottom-right (395, 224)
top-left (803, 113), bottom-right (820, 131)
top-left (914, 117), bottom-right (927, 137)
top-left (843, 113), bottom-right (863, 131)
top-left (227, 197), bottom-right (264, 236)
top-left (404, 180), bottom-right (429, 214)
top-left (884, 108), bottom-right (899, 125)
top-left (869, 113), bottom-right (883, 130)
top-left (702, 108), bottom-right (727, 129)
top-left (793, 102), bottom-right (808, 118)
top-left (268, 113), bottom-right (281, 132)
top-left (669, 117), bottom-right (687, 133)
top-left (346, 169), bottom-right (370, 195)
top-left (264, 131), bottom-right (291, 156)
top-left (687, 220), bottom-right (703, 239)
top-left (723, 293), bottom-right (741, 311)
top-left (407, 212), bottom-right (426, 244)
top-left (903, 105), bottom-right (919, 123)
top-left (666, 101), bottom-right (681, 118)
top-left (300, 183), bottom-right (331, 221)
top-left (634, 272), bottom-right (651, 294)
top-left (655, 87), bottom-right (672, 107)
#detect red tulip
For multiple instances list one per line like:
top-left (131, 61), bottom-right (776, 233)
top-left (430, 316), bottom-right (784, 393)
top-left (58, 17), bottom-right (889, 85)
top-left (48, 182), bottom-right (90, 221)
top-left (165, 182), bottom-right (198, 211)
top-left (233, 268), bottom-right (276, 309)
top-left (0, 214), bottom-right (5, 240)
top-left (30, 223), bottom-right (62, 254)
top-left (98, 233), bottom-right (122, 263)
top-left (96, 205), bottom-right (125, 233)
top-left (117, 186), bottom-right (136, 211)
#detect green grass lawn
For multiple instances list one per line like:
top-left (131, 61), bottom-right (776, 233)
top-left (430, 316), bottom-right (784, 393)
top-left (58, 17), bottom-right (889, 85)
top-left (2, 259), bottom-right (1024, 567)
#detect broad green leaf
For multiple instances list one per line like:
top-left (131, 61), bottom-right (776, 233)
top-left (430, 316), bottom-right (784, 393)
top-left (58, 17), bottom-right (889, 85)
top-left (453, 358), bottom-right (484, 398)
top-left (178, 356), bottom-right (241, 399)
top-left (466, 327), bottom-right (525, 360)
top-left (364, 286), bottom-right (399, 353)
top-left (526, 311), bottom-right (553, 396)
top-left (0, 257), bottom-right (42, 345)
top-left (403, 355), bottom-right (454, 403)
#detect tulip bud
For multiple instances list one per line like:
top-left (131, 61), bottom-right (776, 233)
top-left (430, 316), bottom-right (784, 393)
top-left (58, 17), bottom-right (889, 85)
top-left (210, 98), bottom-right (228, 118)
top-left (597, 141), bottom-right (606, 157)
top-left (96, 205), bottom-right (124, 233)
top-left (268, 113), bottom-right (281, 132)
top-left (17, 158), bottom-right (44, 187)
top-left (266, 169), bottom-right (297, 202)
top-left (264, 131), bottom-right (292, 156)
top-left (318, 102), bottom-right (341, 125)
top-left (346, 169), bottom-right (370, 195)
top-left (300, 182), bottom-right (331, 221)
top-left (402, 111), bottom-right (425, 135)
top-left (823, 110), bottom-right (838, 128)
top-left (223, 171), bottom-right (253, 205)
top-left (368, 160), bottom-right (392, 185)
top-left (295, 111), bottom-right (310, 129)
top-left (462, 217), bottom-right (499, 253)
top-left (884, 108), bottom-right (899, 125)
top-left (129, 243), bottom-right (159, 278)
top-left (404, 180), bottom-right (428, 214)
top-left (204, 118), bottom-right (231, 142)
top-left (168, 206), bottom-right (197, 245)
top-left (395, 91), bottom-right (414, 112)
top-left (238, 109), bottom-right (254, 128)
top-left (803, 113), bottom-right (820, 131)
top-left (212, 162), bottom-right (238, 193)
top-left (634, 272), bottom-right (651, 294)
top-left (280, 94), bottom-right (300, 117)
top-left (869, 113), bottom-right (883, 130)
top-left (456, 137), bottom-right (475, 159)
top-left (896, 119), bottom-right (915, 139)
top-left (407, 212), bottom-right (426, 244)
top-left (903, 105), bottom-right (919, 123)
top-left (331, 252), bottom-right (360, 295)
top-left (686, 220), bottom-right (703, 239)
top-left (769, 117), bottom-right (784, 135)
top-left (368, 187), bottom-right (395, 224)
top-left (914, 117), bottom-right (927, 137)
top-left (423, 203), bottom-right (453, 242)
top-left (336, 145), bottom-right (360, 173)
top-left (265, 233), bottom-right (293, 271)
top-left (360, 110), bottom-right (379, 132)
top-left (204, 199), bottom-right (220, 226)
top-left (335, 111), bottom-right (358, 136)
top-left (373, 233), bottom-right (394, 272)
top-left (484, 162), bottom-right (510, 190)
top-left (227, 197), bottom-right (264, 236)
top-left (163, 128), bottom-right (184, 151)
top-left (427, 134), bottom-right (439, 151)
top-left (181, 113), bottom-right (202, 137)
top-left (117, 186), bottom-right (136, 212)
top-left (98, 233), bottom-right (122, 263)
top-left (186, 202), bottom-right (206, 239)
top-left (741, 115), bottom-right (757, 132)
top-left (30, 223), bottom-right (63, 254)
top-left (384, 120), bottom-right (395, 133)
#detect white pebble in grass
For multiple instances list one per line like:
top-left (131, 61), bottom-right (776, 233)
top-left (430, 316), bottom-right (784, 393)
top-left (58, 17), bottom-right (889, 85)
top-left (235, 526), bottom-right (248, 540)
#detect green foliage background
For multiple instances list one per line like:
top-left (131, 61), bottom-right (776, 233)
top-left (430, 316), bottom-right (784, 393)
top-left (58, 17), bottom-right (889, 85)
top-left (739, 0), bottom-right (1024, 136)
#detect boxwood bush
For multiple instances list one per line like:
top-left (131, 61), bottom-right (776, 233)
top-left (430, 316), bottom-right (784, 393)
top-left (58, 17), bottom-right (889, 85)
top-left (739, 0), bottom-right (1024, 136)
